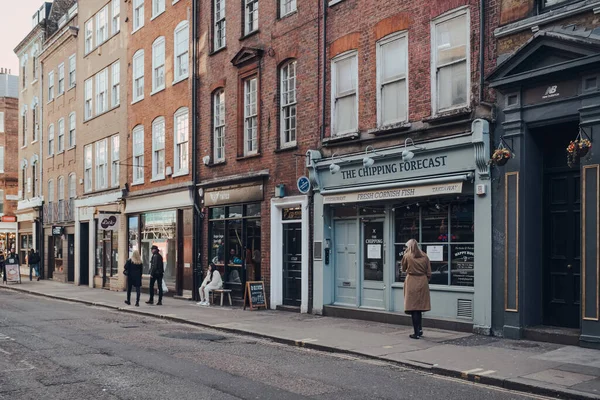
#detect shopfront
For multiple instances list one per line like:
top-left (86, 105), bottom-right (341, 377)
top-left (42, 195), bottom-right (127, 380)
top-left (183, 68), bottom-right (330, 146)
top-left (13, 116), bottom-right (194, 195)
top-left (488, 31), bottom-right (600, 347)
top-left (125, 190), bottom-right (194, 295)
top-left (204, 183), bottom-right (263, 300)
top-left (307, 120), bottom-right (492, 332)
top-left (16, 208), bottom-right (40, 278)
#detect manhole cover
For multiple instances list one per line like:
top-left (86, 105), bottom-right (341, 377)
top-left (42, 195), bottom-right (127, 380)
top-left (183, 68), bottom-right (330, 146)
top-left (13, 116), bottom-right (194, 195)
top-left (160, 332), bottom-right (226, 341)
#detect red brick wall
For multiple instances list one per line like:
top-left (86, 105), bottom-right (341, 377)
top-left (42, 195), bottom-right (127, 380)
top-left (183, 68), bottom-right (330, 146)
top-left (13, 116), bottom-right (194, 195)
top-left (0, 97), bottom-right (19, 216)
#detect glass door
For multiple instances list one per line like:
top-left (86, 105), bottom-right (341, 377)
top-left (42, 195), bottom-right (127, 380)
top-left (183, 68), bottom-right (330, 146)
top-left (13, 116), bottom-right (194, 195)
top-left (361, 219), bottom-right (386, 309)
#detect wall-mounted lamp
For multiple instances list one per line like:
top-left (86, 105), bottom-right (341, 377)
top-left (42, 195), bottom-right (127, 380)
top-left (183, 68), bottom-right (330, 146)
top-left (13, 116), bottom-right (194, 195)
top-left (362, 145), bottom-right (384, 168)
top-left (329, 153), bottom-right (346, 175)
top-left (402, 138), bottom-right (425, 162)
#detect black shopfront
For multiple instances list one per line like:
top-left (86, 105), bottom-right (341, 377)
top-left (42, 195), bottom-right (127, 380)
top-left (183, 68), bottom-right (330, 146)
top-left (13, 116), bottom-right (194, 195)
top-left (489, 29), bottom-right (600, 347)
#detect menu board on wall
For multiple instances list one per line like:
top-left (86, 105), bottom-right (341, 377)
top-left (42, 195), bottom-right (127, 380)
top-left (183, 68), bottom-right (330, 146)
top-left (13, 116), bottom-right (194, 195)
top-left (451, 245), bottom-right (474, 287)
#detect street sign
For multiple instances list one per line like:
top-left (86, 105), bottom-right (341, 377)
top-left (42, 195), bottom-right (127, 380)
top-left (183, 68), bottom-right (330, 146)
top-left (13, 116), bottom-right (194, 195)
top-left (297, 176), bottom-right (311, 194)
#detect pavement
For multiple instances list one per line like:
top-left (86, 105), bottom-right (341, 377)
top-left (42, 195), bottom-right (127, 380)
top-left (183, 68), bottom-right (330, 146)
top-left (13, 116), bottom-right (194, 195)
top-left (3, 280), bottom-right (600, 399)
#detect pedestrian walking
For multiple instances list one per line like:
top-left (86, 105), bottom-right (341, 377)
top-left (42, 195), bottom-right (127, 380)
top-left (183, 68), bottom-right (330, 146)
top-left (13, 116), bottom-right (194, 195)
top-left (197, 263), bottom-right (223, 306)
top-left (401, 239), bottom-right (432, 339)
top-left (28, 249), bottom-right (41, 281)
top-left (124, 250), bottom-right (143, 307)
top-left (0, 251), bottom-right (5, 284)
top-left (146, 245), bottom-right (164, 305)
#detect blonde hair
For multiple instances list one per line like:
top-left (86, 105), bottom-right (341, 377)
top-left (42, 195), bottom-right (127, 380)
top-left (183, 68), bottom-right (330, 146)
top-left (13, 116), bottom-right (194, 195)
top-left (131, 250), bottom-right (142, 264)
top-left (405, 239), bottom-right (425, 259)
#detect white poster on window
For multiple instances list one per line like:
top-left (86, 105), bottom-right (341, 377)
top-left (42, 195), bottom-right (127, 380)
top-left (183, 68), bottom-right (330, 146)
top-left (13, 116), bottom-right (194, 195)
top-left (426, 245), bottom-right (444, 262)
top-left (367, 244), bottom-right (381, 259)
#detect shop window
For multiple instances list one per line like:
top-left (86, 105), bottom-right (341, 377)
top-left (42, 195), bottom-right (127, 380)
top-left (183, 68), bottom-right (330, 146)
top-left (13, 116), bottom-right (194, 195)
top-left (19, 234), bottom-right (31, 263)
top-left (96, 228), bottom-right (118, 278)
top-left (394, 198), bottom-right (474, 287)
top-left (140, 211), bottom-right (177, 286)
top-left (208, 203), bottom-right (261, 297)
top-left (128, 216), bottom-right (139, 259)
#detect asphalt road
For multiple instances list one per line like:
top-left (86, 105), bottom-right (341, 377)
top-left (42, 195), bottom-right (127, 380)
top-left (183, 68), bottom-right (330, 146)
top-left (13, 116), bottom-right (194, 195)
top-left (0, 290), bottom-right (550, 400)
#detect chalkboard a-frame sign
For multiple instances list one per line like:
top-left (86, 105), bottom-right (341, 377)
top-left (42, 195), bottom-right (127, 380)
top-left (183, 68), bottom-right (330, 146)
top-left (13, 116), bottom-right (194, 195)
top-left (243, 281), bottom-right (268, 310)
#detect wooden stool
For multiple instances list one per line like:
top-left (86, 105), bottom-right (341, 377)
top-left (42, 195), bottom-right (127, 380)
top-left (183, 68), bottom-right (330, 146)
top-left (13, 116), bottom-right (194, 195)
top-left (210, 289), bottom-right (233, 306)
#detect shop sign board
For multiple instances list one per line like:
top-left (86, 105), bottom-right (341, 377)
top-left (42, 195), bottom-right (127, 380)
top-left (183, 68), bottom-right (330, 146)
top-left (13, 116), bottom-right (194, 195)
top-left (523, 79), bottom-right (578, 106)
top-left (243, 281), bottom-right (268, 310)
top-left (1, 216), bottom-right (16, 222)
top-left (297, 176), bottom-right (311, 194)
top-left (205, 184), bottom-right (263, 207)
top-left (98, 214), bottom-right (119, 231)
top-left (52, 226), bottom-right (64, 236)
top-left (5, 256), bottom-right (20, 283)
top-left (323, 182), bottom-right (463, 204)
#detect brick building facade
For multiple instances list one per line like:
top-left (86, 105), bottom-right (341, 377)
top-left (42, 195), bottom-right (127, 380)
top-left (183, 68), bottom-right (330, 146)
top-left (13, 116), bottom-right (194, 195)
top-left (196, 0), bottom-right (321, 308)
top-left (125, 0), bottom-right (194, 297)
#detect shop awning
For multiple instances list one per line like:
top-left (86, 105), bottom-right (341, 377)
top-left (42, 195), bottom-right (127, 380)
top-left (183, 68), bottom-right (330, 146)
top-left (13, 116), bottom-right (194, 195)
top-left (322, 174), bottom-right (470, 205)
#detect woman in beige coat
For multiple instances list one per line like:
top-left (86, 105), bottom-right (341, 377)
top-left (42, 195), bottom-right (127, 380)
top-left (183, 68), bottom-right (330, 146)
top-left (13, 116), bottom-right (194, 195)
top-left (401, 239), bottom-right (432, 339)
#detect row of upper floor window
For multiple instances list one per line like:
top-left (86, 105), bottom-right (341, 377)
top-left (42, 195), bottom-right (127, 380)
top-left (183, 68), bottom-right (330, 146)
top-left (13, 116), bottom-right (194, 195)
top-left (47, 54), bottom-right (76, 103)
top-left (131, 107), bottom-right (190, 185)
top-left (131, 21), bottom-right (189, 103)
top-left (132, 0), bottom-right (183, 33)
top-left (84, 61), bottom-right (121, 121)
top-left (84, 0), bottom-right (120, 55)
top-left (46, 112), bottom-right (77, 157)
top-left (83, 135), bottom-right (120, 193)
top-left (45, 174), bottom-right (77, 204)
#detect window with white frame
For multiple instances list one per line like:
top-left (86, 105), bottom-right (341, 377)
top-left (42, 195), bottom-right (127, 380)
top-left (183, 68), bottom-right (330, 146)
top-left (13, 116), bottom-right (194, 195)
top-left (213, 90), bottom-right (225, 162)
top-left (111, 61), bottom-right (120, 107)
top-left (22, 62), bottom-right (27, 88)
top-left (280, 60), bottom-right (297, 147)
top-left (152, 117), bottom-right (165, 179)
top-left (33, 55), bottom-right (38, 80)
top-left (32, 105), bottom-right (38, 141)
top-left (48, 124), bottom-right (54, 156)
top-left (111, 135), bottom-right (120, 187)
top-left (0, 147), bottom-right (4, 173)
top-left (133, 126), bottom-right (144, 183)
top-left (57, 63), bottom-right (65, 95)
top-left (69, 112), bottom-right (76, 147)
top-left (377, 32), bottom-right (408, 126)
top-left (331, 51), bottom-right (358, 136)
top-left (112, 0), bottom-right (120, 34)
top-left (280, 0), bottom-right (296, 17)
top-left (31, 162), bottom-right (37, 197)
top-left (95, 139), bottom-right (108, 190)
top-left (174, 21), bottom-right (189, 81)
top-left (244, 0), bottom-right (258, 35)
top-left (133, 50), bottom-right (144, 101)
top-left (22, 167), bottom-right (27, 198)
top-left (68, 54), bottom-right (76, 88)
top-left (244, 77), bottom-right (258, 155)
top-left (57, 118), bottom-right (65, 152)
top-left (152, 37), bottom-right (165, 91)
top-left (153, 0), bottom-right (165, 17)
top-left (85, 19), bottom-right (93, 53)
top-left (214, 0), bottom-right (226, 50)
top-left (84, 145), bottom-right (92, 192)
top-left (96, 68), bottom-right (108, 114)
top-left (84, 78), bottom-right (93, 119)
top-left (48, 71), bottom-right (54, 101)
top-left (174, 108), bottom-right (189, 174)
top-left (96, 6), bottom-right (108, 45)
top-left (0, 112), bottom-right (4, 133)
top-left (432, 9), bottom-right (469, 113)
top-left (58, 176), bottom-right (64, 221)
top-left (133, 0), bottom-right (144, 31)
top-left (22, 109), bottom-right (27, 146)
top-left (69, 173), bottom-right (76, 199)
top-left (48, 179), bottom-right (54, 205)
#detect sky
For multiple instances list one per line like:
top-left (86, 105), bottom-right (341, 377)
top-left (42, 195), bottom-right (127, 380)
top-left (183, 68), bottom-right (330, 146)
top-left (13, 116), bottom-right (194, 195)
top-left (0, 0), bottom-right (50, 75)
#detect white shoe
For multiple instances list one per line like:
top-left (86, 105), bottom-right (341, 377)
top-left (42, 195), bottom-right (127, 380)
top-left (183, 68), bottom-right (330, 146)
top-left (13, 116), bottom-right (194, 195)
top-left (196, 302), bottom-right (203, 305)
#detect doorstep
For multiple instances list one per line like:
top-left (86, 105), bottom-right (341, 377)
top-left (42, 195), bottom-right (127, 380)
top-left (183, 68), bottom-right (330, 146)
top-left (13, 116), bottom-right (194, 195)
top-left (523, 326), bottom-right (580, 347)
top-left (276, 305), bottom-right (301, 313)
top-left (323, 305), bottom-right (473, 333)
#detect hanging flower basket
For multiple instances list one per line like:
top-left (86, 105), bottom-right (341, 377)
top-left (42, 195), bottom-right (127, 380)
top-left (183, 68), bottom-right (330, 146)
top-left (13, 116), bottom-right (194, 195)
top-left (567, 138), bottom-right (592, 168)
top-left (489, 148), bottom-right (512, 166)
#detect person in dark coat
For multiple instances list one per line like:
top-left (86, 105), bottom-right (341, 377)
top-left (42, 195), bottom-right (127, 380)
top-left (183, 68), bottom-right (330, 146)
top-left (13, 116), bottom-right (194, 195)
top-left (401, 239), bottom-right (432, 340)
top-left (124, 250), bottom-right (143, 306)
top-left (28, 249), bottom-right (41, 281)
top-left (0, 251), bottom-right (5, 283)
top-left (146, 245), bottom-right (164, 305)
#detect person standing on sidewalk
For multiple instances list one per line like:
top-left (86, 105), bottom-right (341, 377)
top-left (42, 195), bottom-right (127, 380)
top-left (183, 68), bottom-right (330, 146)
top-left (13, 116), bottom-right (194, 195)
top-left (0, 251), bottom-right (5, 283)
top-left (146, 245), bottom-right (164, 305)
top-left (124, 250), bottom-right (143, 307)
top-left (28, 249), bottom-right (41, 281)
top-left (197, 263), bottom-right (223, 306)
top-left (401, 239), bottom-right (432, 339)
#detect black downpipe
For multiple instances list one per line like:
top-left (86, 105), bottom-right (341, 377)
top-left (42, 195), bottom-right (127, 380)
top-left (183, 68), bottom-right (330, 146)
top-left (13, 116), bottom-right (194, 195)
top-left (191, 0), bottom-right (201, 301)
top-left (320, 0), bottom-right (327, 140)
top-left (479, 0), bottom-right (485, 103)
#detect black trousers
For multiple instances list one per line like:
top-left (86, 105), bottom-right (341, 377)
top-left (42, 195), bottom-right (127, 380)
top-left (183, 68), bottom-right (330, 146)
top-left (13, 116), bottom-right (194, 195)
top-left (148, 275), bottom-right (163, 302)
top-left (127, 280), bottom-right (141, 303)
top-left (411, 311), bottom-right (423, 336)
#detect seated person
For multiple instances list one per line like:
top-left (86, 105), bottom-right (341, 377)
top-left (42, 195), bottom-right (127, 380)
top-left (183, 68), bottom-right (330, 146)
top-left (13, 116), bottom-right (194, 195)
top-left (197, 263), bottom-right (223, 306)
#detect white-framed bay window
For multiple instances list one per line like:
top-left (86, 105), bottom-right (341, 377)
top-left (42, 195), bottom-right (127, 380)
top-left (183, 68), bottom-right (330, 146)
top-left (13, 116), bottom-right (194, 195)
top-left (174, 107), bottom-right (189, 175)
top-left (152, 37), bottom-right (165, 92)
top-left (133, 0), bottom-right (145, 31)
top-left (133, 50), bottom-right (144, 102)
top-left (331, 51), bottom-right (358, 136)
top-left (111, 135), bottom-right (120, 187)
top-left (280, 60), bottom-right (297, 148)
top-left (151, 117), bottom-right (165, 179)
top-left (95, 138), bottom-right (108, 190)
top-left (133, 126), bottom-right (144, 184)
top-left (213, 89), bottom-right (225, 162)
top-left (174, 21), bottom-right (189, 82)
top-left (377, 31), bottom-right (408, 127)
top-left (432, 7), bottom-right (469, 114)
top-left (244, 76), bottom-right (258, 156)
top-left (214, 0), bottom-right (226, 50)
top-left (244, 0), bottom-right (258, 35)
top-left (84, 144), bottom-right (92, 192)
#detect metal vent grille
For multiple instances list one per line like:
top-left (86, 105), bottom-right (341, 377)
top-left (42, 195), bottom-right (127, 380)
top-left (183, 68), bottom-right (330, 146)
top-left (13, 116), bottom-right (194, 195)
top-left (313, 241), bottom-right (323, 260)
top-left (457, 299), bottom-right (473, 320)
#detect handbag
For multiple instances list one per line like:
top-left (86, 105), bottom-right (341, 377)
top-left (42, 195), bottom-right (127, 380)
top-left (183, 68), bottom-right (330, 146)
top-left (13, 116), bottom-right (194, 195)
top-left (161, 278), bottom-right (168, 293)
top-left (123, 260), bottom-right (129, 276)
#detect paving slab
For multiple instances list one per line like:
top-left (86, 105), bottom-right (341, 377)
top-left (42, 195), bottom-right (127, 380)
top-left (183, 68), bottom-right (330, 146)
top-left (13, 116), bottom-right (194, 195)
top-left (522, 369), bottom-right (597, 387)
